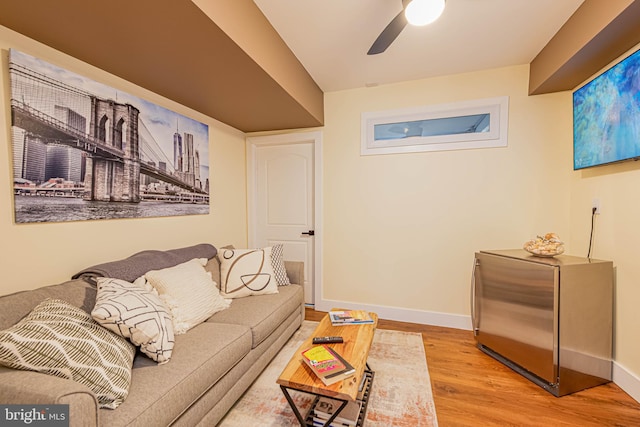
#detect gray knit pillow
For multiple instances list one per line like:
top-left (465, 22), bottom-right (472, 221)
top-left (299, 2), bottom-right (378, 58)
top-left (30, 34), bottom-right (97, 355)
top-left (271, 244), bottom-right (291, 286)
top-left (0, 298), bottom-right (135, 409)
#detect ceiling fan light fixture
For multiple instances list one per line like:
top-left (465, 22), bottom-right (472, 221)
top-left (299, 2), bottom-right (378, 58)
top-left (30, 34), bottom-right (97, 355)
top-left (405, 0), bottom-right (446, 26)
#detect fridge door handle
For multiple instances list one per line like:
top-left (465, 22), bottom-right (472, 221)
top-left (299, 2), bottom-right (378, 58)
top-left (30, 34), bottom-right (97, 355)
top-left (470, 258), bottom-right (480, 335)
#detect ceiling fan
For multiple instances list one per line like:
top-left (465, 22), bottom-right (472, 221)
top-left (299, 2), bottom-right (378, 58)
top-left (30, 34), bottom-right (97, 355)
top-left (368, 0), bottom-right (446, 55)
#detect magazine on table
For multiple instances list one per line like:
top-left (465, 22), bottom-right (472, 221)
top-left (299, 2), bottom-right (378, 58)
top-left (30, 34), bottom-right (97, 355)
top-left (329, 310), bottom-right (374, 325)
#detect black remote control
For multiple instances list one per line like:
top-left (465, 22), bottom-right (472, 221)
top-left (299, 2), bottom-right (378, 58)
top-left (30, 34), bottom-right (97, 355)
top-left (312, 336), bottom-right (343, 344)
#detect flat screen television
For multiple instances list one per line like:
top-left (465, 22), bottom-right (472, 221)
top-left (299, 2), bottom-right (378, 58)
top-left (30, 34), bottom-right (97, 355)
top-left (573, 48), bottom-right (640, 169)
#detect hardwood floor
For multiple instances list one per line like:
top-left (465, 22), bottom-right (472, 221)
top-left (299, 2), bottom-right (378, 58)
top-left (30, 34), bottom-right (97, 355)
top-left (305, 308), bottom-right (640, 426)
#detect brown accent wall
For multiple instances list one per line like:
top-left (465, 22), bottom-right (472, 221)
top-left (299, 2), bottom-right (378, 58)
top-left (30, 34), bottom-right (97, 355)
top-left (0, 0), bottom-right (323, 132)
top-left (530, 0), bottom-right (640, 94)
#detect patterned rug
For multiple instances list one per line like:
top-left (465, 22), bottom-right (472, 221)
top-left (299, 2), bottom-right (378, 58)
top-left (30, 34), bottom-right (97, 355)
top-left (218, 321), bottom-right (438, 426)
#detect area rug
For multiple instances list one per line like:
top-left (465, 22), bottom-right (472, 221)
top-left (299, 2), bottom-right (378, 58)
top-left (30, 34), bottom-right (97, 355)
top-left (218, 321), bottom-right (438, 426)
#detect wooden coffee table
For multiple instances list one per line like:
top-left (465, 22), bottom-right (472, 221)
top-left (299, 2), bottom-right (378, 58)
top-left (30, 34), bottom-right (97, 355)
top-left (277, 310), bottom-right (378, 427)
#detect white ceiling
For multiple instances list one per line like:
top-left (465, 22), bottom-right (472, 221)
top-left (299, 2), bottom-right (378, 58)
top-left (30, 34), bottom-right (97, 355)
top-left (253, 0), bottom-right (585, 92)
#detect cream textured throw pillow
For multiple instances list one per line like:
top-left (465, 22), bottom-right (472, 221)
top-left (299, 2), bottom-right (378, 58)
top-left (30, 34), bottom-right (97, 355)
top-left (144, 258), bottom-right (231, 334)
top-left (0, 298), bottom-right (135, 409)
top-left (92, 277), bottom-right (175, 364)
top-left (219, 247), bottom-right (279, 298)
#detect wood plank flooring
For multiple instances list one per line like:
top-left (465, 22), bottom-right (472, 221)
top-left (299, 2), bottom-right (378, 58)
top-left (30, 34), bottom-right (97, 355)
top-left (305, 308), bottom-right (640, 426)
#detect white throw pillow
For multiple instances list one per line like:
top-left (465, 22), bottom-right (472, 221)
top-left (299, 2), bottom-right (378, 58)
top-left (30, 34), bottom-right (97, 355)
top-left (219, 247), bottom-right (279, 298)
top-left (92, 278), bottom-right (175, 364)
top-left (144, 258), bottom-right (231, 334)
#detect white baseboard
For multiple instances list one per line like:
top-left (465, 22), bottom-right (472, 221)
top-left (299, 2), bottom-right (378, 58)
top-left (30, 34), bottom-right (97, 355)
top-left (313, 298), bottom-right (472, 331)
top-left (613, 362), bottom-right (640, 403)
top-left (313, 298), bottom-right (640, 404)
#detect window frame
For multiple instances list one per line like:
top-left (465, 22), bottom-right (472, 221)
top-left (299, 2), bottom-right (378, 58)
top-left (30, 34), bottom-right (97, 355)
top-left (361, 96), bottom-right (509, 156)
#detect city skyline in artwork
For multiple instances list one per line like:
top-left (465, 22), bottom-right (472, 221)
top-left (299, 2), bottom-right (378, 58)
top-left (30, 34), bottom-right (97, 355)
top-left (9, 49), bottom-right (210, 223)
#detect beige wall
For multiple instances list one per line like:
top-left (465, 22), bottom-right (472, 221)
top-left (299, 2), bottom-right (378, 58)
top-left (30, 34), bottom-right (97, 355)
top-left (322, 64), bottom-right (573, 316)
top-left (322, 62), bottom-right (640, 388)
top-left (0, 25), bottom-right (248, 295)
top-left (568, 45), bottom-right (640, 381)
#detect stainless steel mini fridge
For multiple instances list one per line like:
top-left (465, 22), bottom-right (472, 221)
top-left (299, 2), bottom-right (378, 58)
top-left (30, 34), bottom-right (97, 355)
top-left (471, 249), bottom-right (613, 396)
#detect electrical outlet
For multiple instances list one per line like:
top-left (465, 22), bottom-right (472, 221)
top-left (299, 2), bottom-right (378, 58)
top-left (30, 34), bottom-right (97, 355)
top-left (592, 198), bottom-right (601, 214)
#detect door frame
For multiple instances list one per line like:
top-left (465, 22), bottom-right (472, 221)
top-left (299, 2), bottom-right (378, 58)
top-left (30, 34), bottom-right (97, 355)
top-left (246, 130), bottom-right (323, 307)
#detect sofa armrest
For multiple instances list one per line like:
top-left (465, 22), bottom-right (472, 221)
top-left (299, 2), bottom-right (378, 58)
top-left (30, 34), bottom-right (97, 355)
top-left (284, 261), bottom-right (304, 285)
top-left (0, 367), bottom-right (99, 427)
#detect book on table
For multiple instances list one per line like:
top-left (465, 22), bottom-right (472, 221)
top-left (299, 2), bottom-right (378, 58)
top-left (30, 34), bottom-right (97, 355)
top-left (312, 396), bottom-right (362, 427)
top-left (329, 310), bottom-right (374, 325)
top-left (311, 417), bottom-right (355, 427)
top-left (301, 345), bottom-right (356, 386)
top-left (356, 372), bottom-right (370, 401)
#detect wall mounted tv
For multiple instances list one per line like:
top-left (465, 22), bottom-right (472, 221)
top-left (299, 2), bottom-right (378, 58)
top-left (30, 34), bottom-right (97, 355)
top-left (573, 48), bottom-right (640, 170)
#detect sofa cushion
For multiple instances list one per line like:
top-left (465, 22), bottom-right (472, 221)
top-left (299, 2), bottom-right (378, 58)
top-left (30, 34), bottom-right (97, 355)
top-left (144, 258), bottom-right (231, 334)
top-left (218, 247), bottom-right (279, 298)
top-left (0, 279), bottom-right (96, 331)
top-left (0, 299), bottom-right (135, 409)
top-left (205, 256), bottom-right (222, 289)
top-left (206, 284), bottom-right (304, 348)
top-left (99, 322), bottom-right (252, 426)
top-left (91, 278), bottom-right (175, 364)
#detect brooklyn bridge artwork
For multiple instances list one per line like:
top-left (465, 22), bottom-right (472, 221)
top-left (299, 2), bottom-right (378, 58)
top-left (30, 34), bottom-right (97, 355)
top-left (9, 49), bottom-right (210, 223)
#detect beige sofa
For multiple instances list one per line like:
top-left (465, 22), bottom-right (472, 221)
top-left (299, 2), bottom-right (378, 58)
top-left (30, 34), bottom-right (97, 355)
top-left (0, 244), bottom-right (305, 426)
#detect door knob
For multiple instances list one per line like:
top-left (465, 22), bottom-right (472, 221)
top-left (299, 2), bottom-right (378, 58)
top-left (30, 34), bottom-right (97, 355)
top-left (301, 230), bottom-right (315, 236)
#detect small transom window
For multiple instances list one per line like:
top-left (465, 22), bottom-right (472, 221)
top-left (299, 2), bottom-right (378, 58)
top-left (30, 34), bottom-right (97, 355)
top-left (361, 96), bottom-right (509, 156)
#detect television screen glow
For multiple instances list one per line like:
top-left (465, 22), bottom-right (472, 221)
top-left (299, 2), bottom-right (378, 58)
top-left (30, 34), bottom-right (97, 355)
top-left (573, 48), bottom-right (640, 169)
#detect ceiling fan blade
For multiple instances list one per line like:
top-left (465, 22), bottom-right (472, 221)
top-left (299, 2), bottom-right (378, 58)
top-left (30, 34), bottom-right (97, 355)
top-left (367, 10), bottom-right (408, 55)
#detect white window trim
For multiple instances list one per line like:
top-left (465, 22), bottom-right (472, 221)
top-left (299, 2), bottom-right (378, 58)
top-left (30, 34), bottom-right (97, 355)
top-left (361, 96), bottom-right (509, 156)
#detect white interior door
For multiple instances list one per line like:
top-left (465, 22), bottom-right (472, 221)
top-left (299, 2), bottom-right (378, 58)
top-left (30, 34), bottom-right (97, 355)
top-left (247, 132), bottom-right (320, 305)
